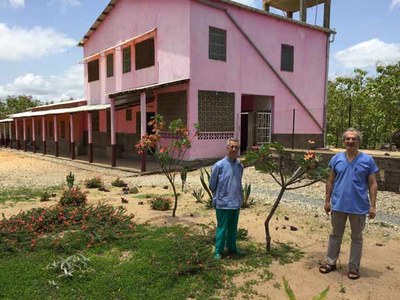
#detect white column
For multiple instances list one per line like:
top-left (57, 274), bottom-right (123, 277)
top-left (88, 112), bottom-right (93, 144)
top-left (32, 118), bottom-right (35, 142)
top-left (53, 115), bottom-right (58, 143)
top-left (70, 114), bottom-right (74, 143)
top-left (110, 101), bottom-right (116, 145)
top-left (42, 116), bottom-right (46, 141)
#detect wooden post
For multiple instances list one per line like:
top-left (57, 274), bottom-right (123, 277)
top-left (323, 0), bottom-right (331, 28)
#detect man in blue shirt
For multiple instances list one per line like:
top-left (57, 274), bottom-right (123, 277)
top-left (209, 138), bottom-right (243, 260)
top-left (319, 128), bottom-right (378, 279)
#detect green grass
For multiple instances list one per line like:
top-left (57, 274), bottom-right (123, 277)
top-left (0, 225), bottom-right (224, 300)
top-left (0, 185), bottom-right (60, 203)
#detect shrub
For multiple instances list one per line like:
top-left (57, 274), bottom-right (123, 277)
top-left (241, 183), bottom-right (254, 208)
top-left (84, 177), bottom-right (103, 189)
top-left (0, 203), bottom-right (135, 253)
top-left (59, 187), bottom-right (87, 207)
top-left (192, 189), bottom-right (204, 203)
top-left (40, 191), bottom-right (51, 202)
top-left (129, 186), bottom-right (139, 194)
top-left (111, 177), bottom-right (128, 187)
top-left (150, 196), bottom-right (171, 211)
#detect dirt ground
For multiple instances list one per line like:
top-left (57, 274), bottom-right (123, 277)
top-left (1, 149), bottom-right (399, 300)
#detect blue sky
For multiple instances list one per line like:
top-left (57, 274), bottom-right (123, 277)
top-left (0, 0), bottom-right (399, 102)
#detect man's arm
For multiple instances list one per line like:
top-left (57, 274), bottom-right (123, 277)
top-left (209, 165), bottom-right (219, 193)
top-left (368, 173), bottom-right (378, 219)
top-left (325, 170), bottom-right (335, 215)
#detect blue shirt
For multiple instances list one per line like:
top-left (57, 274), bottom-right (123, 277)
top-left (329, 152), bottom-right (379, 214)
top-left (209, 156), bottom-right (243, 210)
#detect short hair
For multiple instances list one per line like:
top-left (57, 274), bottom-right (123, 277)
top-left (342, 127), bottom-right (362, 142)
top-left (226, 138), bottom-right (240, 146)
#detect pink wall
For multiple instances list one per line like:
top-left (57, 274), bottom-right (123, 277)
top-left (83, 0), bottom-right (191, 105)
top-left (187, 0), bottom-right (328, 159)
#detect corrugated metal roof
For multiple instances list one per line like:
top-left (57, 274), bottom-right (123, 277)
top-left (30, 98), bottom-right (86, 111)
top-left (0, 118), bottom-right (13, 123)
top-left (9, 104), bottom-right (110, 118)
top-left (109, 78), bottom-right (190, 98)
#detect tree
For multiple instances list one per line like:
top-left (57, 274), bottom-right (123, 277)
top-left (0, 95), bottom-right (42, 119)
top-left (135, 115), bottom-right (198, 217)
top-left (242, 143), bottom-right (329, 252)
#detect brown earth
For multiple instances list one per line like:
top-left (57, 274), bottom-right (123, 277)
top-left (0, 149), bottom-right (399, 300)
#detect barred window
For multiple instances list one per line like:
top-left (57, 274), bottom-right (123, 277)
top-left (135, 38), bottom-right (155, 70)
top-left (209, 27), bottom-right (226, 61)
top-left (106, 53), bottom-right (114, 77)
top-left (281, 44), bottom-right (294, 72)
top-left (123, 46), bottom-right (131, 73)
top-left (88, 59), bottom-right (99, 82)
top-left (198, 90), bottom-right (234, 132)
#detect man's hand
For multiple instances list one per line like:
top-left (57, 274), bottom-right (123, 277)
top-left (324, 201), bottom-right (331, 215)
top-left (368, 207), bottom-right (376, 219)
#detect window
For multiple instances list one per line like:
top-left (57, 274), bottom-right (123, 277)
top-left (209, 27), bottom-right (226, 61)
top-left (157, 91), bottom-right (187, 125)
top-left (106, 53), bottom-right (114, 77)
top-left (60, 121), bottom-right (65, 139)
top-left (135, 38), bottom-right (155, 70)
top-left (281, 44), bottom-right (294, 72)
top-left (122, 46), bottom-right (131, 73)
top-left (126, 109), bottom-right (132, 121)
top-left (88, 59), bottom-right (100, 82)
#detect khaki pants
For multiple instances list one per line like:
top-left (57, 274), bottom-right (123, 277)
top-left (326, 211), bottom-right (366, 271)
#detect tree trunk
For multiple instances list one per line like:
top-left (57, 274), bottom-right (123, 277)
top-left (265, 186), bottom-right (286, 252)
top-left (171, 180), bottom-right (178, 217)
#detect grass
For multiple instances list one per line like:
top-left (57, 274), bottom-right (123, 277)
top-left (0, 220), bottom-right (303, 299)
top-left (0, 185), bottom-right (60, 203)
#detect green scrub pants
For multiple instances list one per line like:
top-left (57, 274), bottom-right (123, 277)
top-left (215, 209), bottom-right (240, 255)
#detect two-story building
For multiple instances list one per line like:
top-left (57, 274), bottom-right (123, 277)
top-left (1, 0), bottom-right (333, 170)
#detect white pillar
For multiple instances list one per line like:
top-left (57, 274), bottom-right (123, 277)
top-left (53, 115), bottom-right (58, 143)
top-left (140, 92), bottom-right (147, 138)
top-left (32, 118), bottom-right (35, 142)
top-left (70, 114), bottom-right (74, 143)
top-left (110, 101), bottom-right (116, 145)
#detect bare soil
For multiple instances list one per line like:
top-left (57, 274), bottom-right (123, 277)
top-left (1, 149), bottom-right (399, 300)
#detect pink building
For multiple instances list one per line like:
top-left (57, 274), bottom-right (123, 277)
top-left (1, 0), bottom-right (333, 170)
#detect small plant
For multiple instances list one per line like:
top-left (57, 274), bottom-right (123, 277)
top-left (66, 172), bottom-right (75, 190)
top-left (47, 253), bottom-right (93, 278)
top-left (84, 177), bottom-right (103, 189)
top-left (59, 187), bottom-right (87, 207)
top-left (241, 183), bottom-right (254, 208)
top-left (150, 196), bottom-right (171, 211)
top-left (283, 276), bottom-right (329, 300)
top-left (180, 167), bottom-right (188, 192)
top-left (111, 177), bottom-right (128, 187)
top-left (192, 188), bottom-right (204, 203)
top-left (129, 186), bottom-right (139, 194)
top-left (40, 191), bottom-right (51, 202)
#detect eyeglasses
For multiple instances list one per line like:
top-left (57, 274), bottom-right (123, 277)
top-left (229, 145), bottom-right (239, 149)
top-left (345, 137), bottom-right (358, 141)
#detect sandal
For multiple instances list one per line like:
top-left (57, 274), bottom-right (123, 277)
top-left (348, 270), bottom-right (360, 280)
top-left (319, 264), bottom-right (337, 274)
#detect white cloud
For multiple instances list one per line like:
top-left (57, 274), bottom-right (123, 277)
top-left (390, 0), bottom-right (400, 11)
top-left (0, 0), bottom-right (25, 8)
top-left (334, 38), bottom-right (400, 69)
top-left (0, 23), bottom-right (76, 61)
top-left (46, 0), bottom-right (81, 7)
top-left (0, 64), bottom-right (83, 102)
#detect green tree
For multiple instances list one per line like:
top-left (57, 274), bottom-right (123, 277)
top-left (0, 95), bottom-right (42, 119)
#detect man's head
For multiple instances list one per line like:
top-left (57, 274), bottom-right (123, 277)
top-left (226, 138), bottom-right (240, 160)
top-left (342, 128), bottom-right (361, 152)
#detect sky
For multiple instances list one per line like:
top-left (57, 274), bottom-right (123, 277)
top-left (0, 0), bottom-right (399, 102)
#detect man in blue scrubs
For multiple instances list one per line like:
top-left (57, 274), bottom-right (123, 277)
top-left (210, 138), bottom-right (243, 260)
top-left (319, 128), bottom-right (378, 279)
